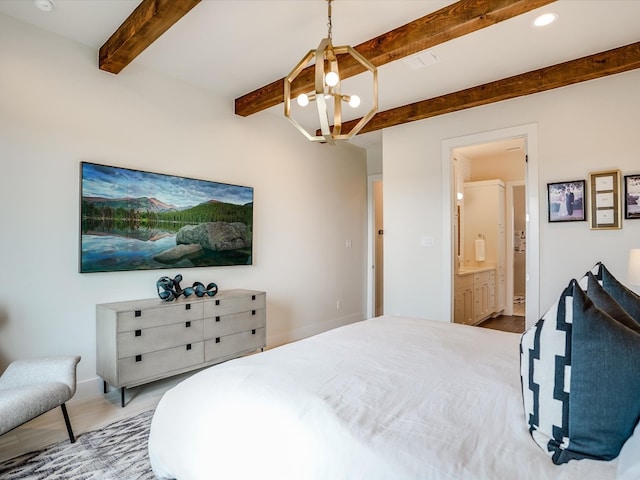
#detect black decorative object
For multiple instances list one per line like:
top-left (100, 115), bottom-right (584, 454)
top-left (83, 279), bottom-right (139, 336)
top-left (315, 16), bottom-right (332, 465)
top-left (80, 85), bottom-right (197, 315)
top-left (156, 274), bottom-right (218, 302)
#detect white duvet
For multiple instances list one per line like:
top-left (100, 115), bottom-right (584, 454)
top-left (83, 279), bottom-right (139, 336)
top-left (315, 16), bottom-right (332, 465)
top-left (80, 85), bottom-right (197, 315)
top-left (148, 315), bottom-right (616, 480)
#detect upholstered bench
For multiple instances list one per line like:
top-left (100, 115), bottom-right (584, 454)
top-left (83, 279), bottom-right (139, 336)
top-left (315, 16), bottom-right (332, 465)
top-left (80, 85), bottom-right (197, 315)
top-left (0, 355), bottom-right (81, 442)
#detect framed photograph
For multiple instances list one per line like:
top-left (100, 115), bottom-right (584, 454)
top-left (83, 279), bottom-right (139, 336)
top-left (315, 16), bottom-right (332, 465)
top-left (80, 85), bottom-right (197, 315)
top-left (547, 180), bottom-right (586, 222)
top-left (80, 162), bottom-right (254, 273)
top-left (624, 174), bottom-right (640, 219)
top-left (588, 169), bottom-right (621, 229)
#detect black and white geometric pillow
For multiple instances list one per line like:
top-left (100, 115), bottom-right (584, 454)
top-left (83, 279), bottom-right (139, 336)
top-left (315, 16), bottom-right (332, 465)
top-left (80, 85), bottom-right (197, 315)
top-left (520, 279), bottom-right (640, 464)
top-left (520, 281), bottom-right (573, 463)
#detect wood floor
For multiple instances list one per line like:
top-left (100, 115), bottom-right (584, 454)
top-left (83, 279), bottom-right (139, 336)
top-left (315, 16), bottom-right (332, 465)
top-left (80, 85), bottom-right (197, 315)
top-left (477, 300), bottom-right (526, 334)
top-left (478, 314), bottom-right (525, 333)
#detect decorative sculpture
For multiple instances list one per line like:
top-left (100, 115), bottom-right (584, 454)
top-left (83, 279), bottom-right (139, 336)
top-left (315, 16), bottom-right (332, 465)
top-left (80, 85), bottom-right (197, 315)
top-left (156, 274), bottom-right (218, 302)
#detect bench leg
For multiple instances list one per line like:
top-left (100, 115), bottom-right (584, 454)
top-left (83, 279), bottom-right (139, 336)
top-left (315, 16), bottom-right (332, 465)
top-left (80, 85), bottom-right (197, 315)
top-left (60, 403), bottom-right (76, 443)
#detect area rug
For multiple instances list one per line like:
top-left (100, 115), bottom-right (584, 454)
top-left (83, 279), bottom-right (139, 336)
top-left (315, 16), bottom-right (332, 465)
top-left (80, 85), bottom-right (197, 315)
top-left (0, 410), bottom-right (155, 480)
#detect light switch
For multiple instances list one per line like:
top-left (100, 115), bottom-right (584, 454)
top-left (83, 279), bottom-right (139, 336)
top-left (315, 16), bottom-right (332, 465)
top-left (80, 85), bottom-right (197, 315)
top-left (420, 236), bottom-right (434, 247)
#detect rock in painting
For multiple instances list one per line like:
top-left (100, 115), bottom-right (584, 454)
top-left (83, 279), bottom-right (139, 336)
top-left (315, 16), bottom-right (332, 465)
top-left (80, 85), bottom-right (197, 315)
top-left (153, 244), bottom-right (203, 263)
top-left (176, 222), bottom-right (251, 251)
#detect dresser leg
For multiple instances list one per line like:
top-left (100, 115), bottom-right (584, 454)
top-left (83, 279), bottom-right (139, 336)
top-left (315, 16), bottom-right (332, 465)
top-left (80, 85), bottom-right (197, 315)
top-left (121, 387), bottom-right (125, 408)
top-left (103, 380), bottom-right (107, 394)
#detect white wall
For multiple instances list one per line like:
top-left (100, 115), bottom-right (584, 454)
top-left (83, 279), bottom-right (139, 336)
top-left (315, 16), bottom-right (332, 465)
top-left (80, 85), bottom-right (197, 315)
top-left (383, 70), bottom-right (640, 321)
top-left (0, 14), bottom-right (368, 396)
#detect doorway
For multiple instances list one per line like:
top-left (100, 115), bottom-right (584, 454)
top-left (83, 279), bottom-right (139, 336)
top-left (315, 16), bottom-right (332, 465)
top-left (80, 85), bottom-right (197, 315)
top-left (441, 124), bottom-right (540, 329)
top-left (367, 174), bottom-right (383, 318)
top-left (507, 182), bottom-right (526, 317)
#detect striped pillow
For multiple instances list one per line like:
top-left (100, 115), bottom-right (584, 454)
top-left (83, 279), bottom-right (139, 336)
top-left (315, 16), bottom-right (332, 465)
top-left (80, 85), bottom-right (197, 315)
top-left (520, 279), bottom-right (640, 464)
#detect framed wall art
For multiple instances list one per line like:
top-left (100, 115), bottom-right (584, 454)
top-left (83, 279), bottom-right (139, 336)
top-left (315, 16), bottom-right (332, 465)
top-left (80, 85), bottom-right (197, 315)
top-left (547, 180), bottom-right (586, 222)
top-left (80, 162), bottom-right (254, 273)
top-left (624, 173), bottom-right (640, 219)
top-left (588, 169), bottom-right (621, 229)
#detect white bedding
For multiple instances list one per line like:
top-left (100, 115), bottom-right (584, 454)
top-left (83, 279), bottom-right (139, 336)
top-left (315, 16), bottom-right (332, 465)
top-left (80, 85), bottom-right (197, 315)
top-left (148, 315), bottom-right (617, 480)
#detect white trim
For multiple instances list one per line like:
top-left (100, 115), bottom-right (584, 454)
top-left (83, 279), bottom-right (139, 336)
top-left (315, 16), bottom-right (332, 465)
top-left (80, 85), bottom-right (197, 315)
top-left (367, 174), bottom-right (382, 319)
top-left (441, 124), bottom-right (540, 325)
top-left (505, 180), bottom-right (526, 316)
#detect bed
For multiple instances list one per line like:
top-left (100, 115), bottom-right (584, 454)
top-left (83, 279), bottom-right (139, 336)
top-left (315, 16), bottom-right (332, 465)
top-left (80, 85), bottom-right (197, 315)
top-left (148, 315), bottom-right (620, 479)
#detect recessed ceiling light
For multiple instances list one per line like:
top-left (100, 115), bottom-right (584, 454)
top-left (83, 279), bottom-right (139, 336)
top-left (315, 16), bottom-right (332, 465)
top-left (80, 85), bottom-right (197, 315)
top-left (34, 0), bottom-right (55, 12)
top-left (533, 12), bottom-right (558, 27)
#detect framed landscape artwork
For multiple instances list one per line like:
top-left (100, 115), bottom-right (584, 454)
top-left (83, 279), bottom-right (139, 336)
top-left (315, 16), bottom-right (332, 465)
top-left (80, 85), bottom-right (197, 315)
top-left (547, 180), bottom-right (586, 223)
top-left (80, 162), bottom-right (253, 273)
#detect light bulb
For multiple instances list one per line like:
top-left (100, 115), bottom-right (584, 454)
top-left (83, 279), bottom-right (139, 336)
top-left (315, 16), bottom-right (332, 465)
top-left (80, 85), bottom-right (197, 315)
top-left (297, 93), bottom-right (309, 107)
top-left (348, 95), bottom-right (361, 108)
top-left (325, 71), bottom-right (339, 87)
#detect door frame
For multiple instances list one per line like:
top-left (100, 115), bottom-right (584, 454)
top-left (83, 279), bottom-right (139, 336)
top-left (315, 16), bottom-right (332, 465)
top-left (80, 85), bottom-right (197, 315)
top-left (367, 174), bottom-right (383, 319)
top-left (441, 124), bottom-right (540, 327)
top-left (505, 180), bottom-right (525, 316)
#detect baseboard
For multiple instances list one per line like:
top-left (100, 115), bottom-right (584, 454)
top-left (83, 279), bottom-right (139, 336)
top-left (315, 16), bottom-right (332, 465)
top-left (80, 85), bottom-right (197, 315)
top-left (72, 377), bottom-right (105, 403)
top-left (266, 313), bottom-right (365, 349)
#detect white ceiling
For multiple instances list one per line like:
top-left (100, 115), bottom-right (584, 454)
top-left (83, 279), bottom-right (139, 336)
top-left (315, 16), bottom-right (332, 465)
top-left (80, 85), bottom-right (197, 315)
top-left (1, 0), bottom-right (639, 152)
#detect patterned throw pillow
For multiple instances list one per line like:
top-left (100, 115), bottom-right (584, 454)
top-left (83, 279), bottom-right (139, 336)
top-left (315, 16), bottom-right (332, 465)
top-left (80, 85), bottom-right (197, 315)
top-left (520, 279), bottom-right (640, 464)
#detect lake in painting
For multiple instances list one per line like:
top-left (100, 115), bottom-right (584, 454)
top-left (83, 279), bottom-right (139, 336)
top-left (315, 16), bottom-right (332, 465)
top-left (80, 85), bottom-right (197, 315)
top-left (80, 162), bottom-right (253, 273)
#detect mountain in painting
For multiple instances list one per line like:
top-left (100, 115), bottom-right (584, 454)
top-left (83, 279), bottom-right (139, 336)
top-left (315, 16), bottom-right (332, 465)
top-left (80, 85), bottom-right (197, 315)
top-left (82, 196), bottom-right (178, 213)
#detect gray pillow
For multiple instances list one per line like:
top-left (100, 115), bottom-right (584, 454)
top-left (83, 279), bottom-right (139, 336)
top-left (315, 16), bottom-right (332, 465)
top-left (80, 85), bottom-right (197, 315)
top-left (597, 262), bottom-right (640, 321)
top-left (586, 272), bottom-right (640, 331)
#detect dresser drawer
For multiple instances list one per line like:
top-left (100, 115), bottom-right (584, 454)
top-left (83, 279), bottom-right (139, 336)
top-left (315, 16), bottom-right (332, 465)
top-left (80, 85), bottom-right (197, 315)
top-left (118, 342), bottom-right (204, 386)
top-left (203, 292), bottom-right (265, 317)
top-left (117, 302), bottom-right (203, 332)
top-left (204, 328), bottom-right (265, 363)
top-left (117, 320), bottom-right (204, 359)
top-left (204, 309), bottom-right (265, 339)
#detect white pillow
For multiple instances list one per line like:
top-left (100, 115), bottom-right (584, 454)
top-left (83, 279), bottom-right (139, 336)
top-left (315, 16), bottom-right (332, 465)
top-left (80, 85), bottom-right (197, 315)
top-left (617, 421), bottom-right (640, 480)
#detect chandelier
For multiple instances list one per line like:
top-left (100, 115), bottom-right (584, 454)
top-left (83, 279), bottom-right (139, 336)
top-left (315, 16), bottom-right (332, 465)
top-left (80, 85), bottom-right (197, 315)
top-left (284, 0), bottom-right (378, 143)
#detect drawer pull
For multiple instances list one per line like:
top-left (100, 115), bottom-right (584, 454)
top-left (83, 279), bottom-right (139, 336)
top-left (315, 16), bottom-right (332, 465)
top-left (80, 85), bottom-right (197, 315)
top-left (186, 304), bottom-right (191, 310)
top-left (135, 329), bottom-right (141, 337)
top-left (135, 310), bottom-right (141, 317)
top-left (215, 316), bottom-right (220, 322)
top-left (252, 329), bottom-right (256, 335)
top-left (215, 299), bottom-right (220, 306)
top-left (252, 310), bottom-right (256, 315)
top-left (186, 344), bottom-right (192, 351)
top-left (215, 337), bottom-right (220, 344)
top-left (252, 295), bottom-right (256, 301)
top-left (186, 321), bottom-right (191, 328)
top-left (135, 355), bottom-right (142, 362)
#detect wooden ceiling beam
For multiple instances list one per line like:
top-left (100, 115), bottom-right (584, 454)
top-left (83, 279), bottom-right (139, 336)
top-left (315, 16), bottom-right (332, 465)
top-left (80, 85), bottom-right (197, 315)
top-left (334, 41), bottom-right (640, 136)
top-left (99, 0), bottom-right (201, 74)
top-left (234, 0), bottom-right (556, 117)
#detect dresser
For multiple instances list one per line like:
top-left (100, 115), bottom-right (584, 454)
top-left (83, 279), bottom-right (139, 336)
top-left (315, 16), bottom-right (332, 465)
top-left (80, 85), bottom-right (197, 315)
top-left (96, 289), bottom-right (266, 406)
